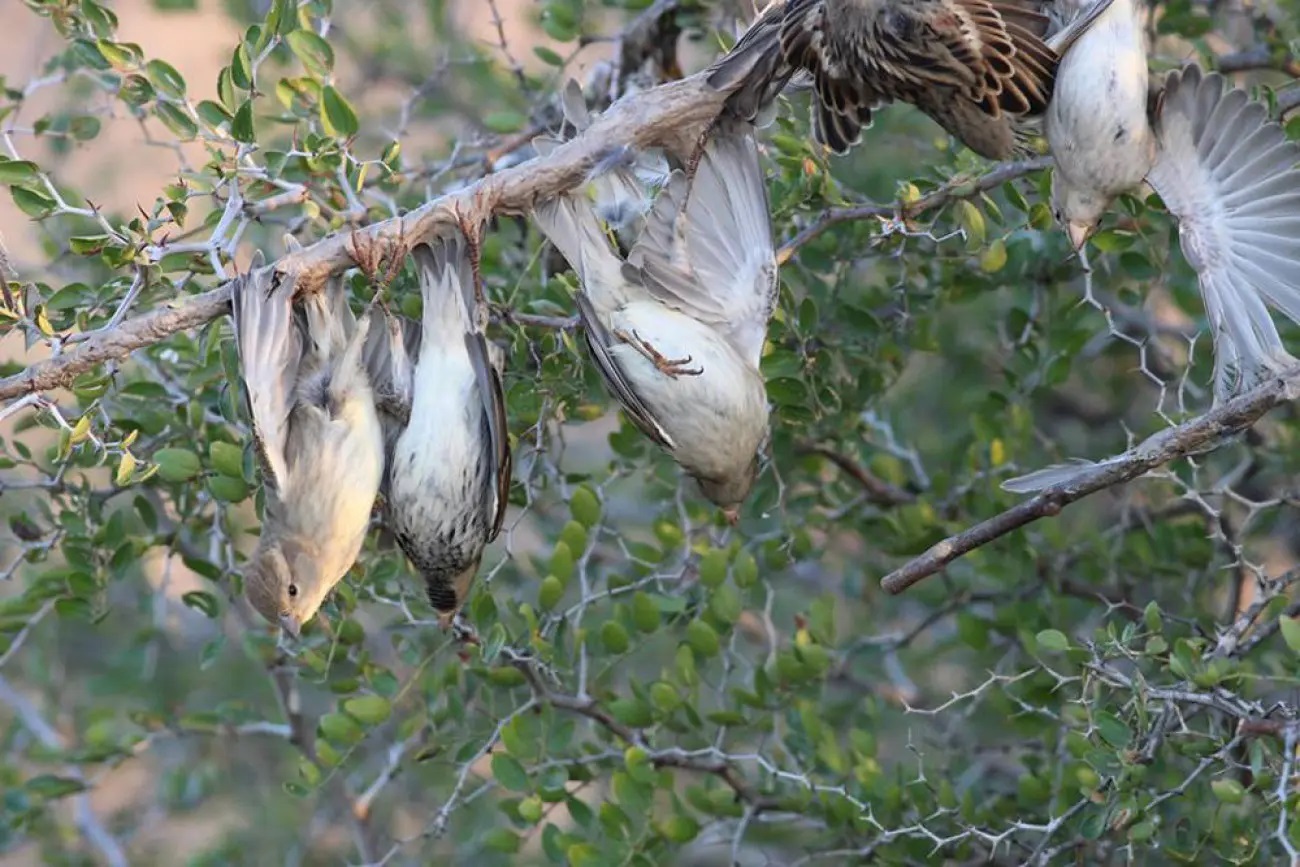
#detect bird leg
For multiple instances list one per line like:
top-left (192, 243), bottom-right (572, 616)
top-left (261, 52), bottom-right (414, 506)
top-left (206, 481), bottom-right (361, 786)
top-left (613, 328), bottom-right (703, 377)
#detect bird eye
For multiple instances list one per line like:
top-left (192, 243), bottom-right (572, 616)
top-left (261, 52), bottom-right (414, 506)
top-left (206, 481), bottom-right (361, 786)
top-left (288, 583), bottom-right (299, 598)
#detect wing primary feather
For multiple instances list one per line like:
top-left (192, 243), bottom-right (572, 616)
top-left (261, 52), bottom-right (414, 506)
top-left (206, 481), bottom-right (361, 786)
top-left (230, 252), bottom-right (299, 494)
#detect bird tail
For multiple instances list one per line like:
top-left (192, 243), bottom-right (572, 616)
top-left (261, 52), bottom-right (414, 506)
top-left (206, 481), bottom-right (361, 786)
top-left (300, 274), bottom-right (373, 410)
top-left (704, 3), bottom-right (791, 124)
top-left (229, 252), bottom-right (300, 487)
top-left (1148, 64), bottom-right (1300, 397)
top-left (533, 185), bottom-right (628, 311)
top-left (1044, 0), bottom-right (1120, 53)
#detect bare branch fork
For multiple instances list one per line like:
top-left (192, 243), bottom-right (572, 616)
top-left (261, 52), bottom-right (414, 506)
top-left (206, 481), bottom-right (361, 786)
top-left (881, 367), bottom-right (1300, 594)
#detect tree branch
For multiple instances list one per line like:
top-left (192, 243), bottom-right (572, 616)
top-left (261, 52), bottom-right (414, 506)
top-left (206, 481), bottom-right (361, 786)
top-left (0, 74), bottom-right (727, 405)
top-left (881, 368), bottom-right (1300, 594)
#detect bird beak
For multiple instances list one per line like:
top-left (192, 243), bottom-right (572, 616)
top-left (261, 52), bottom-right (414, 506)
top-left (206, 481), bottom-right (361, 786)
top-left (1066, 221), bottom-right (1094, 251)
top-left (722, 507), bottom-right (740, 526)
top-left (279, 613), bottom-right (301, 639)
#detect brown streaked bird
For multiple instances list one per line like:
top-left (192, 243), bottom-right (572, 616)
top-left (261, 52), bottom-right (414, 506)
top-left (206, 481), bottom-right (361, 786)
top-left (364, 229), bottom-right (512, 627)
top-left (533, 120), bottom-right (777, 523)
top-left (707, 0), bottom-right (1060, 160)
top-left (230, 254), bottom-right (385, 637)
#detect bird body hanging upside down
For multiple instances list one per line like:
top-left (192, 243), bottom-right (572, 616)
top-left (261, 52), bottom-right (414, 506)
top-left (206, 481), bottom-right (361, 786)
top-left (1045, 3), bottom-right (1300, 400)
top-left (707, 0), bottom-right (1061, 159)
top-left (365, 231), bottom-right (512, 626)
top-left (230, 255), bottom-right (385, 637)
top-left (533, 121), bottom-right (778, 522)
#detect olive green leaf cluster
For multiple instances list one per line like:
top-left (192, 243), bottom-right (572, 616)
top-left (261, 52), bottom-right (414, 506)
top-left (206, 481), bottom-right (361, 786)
top-left (1, 0), bottom-right (1300, 864)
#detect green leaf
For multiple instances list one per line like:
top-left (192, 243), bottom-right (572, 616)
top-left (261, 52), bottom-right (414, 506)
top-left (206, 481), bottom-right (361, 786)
top-left (0, 160), bottom-right (40, 185)
top-left (538, 575), bottom-right (564, 611)
top-left (1036, 629), bottom-right (1069, 653)
top-left (319, 712), bottom-right (363, 745)
top-left (287, 30), bottom-right (335, 78)
top-left (686, 619), bottom-right (720, 658)
top-left (698, 548), bottom-right (728, 589)
top-left (153, 448), bottom-right (202, 482)
top-left (207, 475), bottom-right (248, 502)
top-left (533, 46), bottom-right (564, 67)
top-left (145, 59), bottom-right (187, 98)
top-left (231, 99), bottom-right (255, 143)
top-left (1279, 616), bottom-right (1300, 654)
top-left (181, 591), bottom-right (220, 618)
top-left (1210, 778), bottom-right (1245, 804)
top-left (209, 441), bottom-right (245, 479)
top-left (343, 695), bottom-right (392, 726)
top-left (601, 621), bottom-right (630, 654)
top-left (570, 485), bottom-right (601, 528)
top-left (320, 86), bottom-right (358, 137)
top-left (25, 775), bottom-right (87, 800)
top-left (11, 186), bottom-right (55, 219)
top-left (491, 753), bottom-right (530, 792)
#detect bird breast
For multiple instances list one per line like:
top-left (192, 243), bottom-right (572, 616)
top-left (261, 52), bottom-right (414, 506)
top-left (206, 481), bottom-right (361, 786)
top-left (1046, 0), bottom-right (1155, 195)
top-left (609, 302), bottom-right (769, 482)
top-left (386, 349), bottom-right (490, 569)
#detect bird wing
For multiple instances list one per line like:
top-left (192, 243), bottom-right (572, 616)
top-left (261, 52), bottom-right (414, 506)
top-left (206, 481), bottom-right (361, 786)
top-left (864, 0), bottom-right (1056, 117)
top-left (362, 305), bottom-right (420, 479)
top-left (706, 1), bottom-right (796, 124)
top-left (1043, 0), bottom-right (1117, 53)
top-left (411, 235), bottom-right (514, 541)
top-left (624, 122), bottom-right (778, 367)
top-left (229, 252), bottom-right (300, 496)
top-left (572, 291), bottom-right (675, 449)
top-left (780, 0), bottom-right (881, 153)
top-left (1146, 64), bottom-right (1300, 397)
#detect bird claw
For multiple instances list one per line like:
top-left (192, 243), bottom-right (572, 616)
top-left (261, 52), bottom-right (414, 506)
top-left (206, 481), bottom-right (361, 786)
top-left (614, 328), bottom-right (704, 378)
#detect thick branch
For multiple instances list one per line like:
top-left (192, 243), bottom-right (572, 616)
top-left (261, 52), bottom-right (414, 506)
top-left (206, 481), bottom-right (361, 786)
top-left (881, 369), bottom-right (1300, 594)
top-left (0, 75), bottom-right (725, 404)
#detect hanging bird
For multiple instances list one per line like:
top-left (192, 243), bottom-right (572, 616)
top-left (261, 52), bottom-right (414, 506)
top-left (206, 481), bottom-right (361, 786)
top-left (1004, 62), bottom-right (1300, 494)
top-left (364, 229), bottom-right (512, 626)
top-left (533, 120), bottom-right (777, 523)
top-left (706, 0), bottom-right (1060, 160)
top-left (1047, 21), bottom-right (1300, 400)
top-left (230, 254), bottom-right (385, 637)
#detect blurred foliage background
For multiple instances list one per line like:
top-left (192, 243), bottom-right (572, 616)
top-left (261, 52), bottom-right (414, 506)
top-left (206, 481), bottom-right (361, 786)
top-left (3, 0), bottom-right (1300, 864)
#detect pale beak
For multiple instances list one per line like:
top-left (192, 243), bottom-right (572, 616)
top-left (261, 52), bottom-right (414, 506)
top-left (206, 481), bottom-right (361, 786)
top-left (279, 613), bottom-right (301, 639)
top-left (1066, 221), bottom-right (1093, 251)
top-left (722, 507), bottom-right (740, 526)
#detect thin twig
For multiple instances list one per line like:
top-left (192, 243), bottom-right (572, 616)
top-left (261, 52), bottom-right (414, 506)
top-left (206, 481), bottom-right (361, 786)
top-left (881, 368), bottom-right (1300, 593)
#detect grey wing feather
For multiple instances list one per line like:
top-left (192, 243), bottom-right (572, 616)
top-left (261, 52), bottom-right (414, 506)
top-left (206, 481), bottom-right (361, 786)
top-left (229, 251), bottom-right (299, 494)
top-left (1044, 0), bottom-right (1118, 52)
top-left (362, 307), bottom-right (419, 475)
top-left (572, 291), bottom-right (675, 449)
top-left (533, 191), bottom-right (628, 308)
top-left (625, 122), bottom-right (777, 366)
top-left (1147, 64), bottom-right (1300, 397)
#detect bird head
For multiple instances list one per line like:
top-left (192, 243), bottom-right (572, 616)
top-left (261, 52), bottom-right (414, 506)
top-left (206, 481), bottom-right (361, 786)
top-left (424, 562), bottom-right (481, 629)
top-left (694, 454), bottom-right (761, 524)
top-left (1049, 174), bottom-right (1107, 251)
top-left (244, 543), bottom-right (333, 639)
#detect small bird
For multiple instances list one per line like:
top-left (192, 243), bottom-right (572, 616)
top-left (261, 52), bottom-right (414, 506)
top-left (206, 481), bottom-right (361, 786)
top-left (1047, 26), bottom-right (1300, 399)
top-left (230, 254), bottom-right (385, 637)
top-left (707, 0), bottom-right (1060, 160)
top-left (364, 229), bottom-right (512, 626)
top-left (533, 121), bottom-right (777, 522)
top-left (1005, 61), bottom-right (1300, 494)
